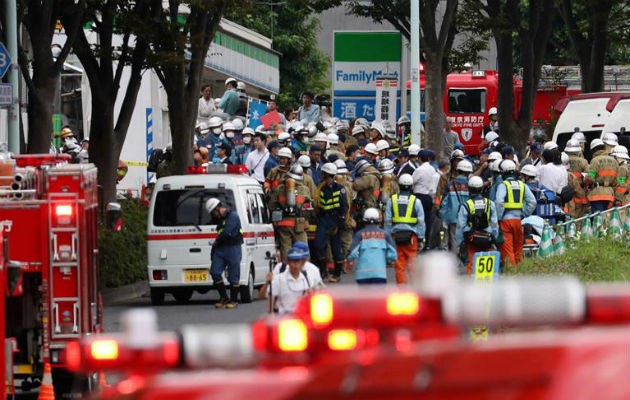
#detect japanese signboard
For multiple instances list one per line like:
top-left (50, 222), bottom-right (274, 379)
top-left (374, 76), bottom-right (398, 126)
top-left (333, 32), bottom-right (401, 121)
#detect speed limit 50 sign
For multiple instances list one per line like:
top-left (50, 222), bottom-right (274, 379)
top-left (473, 251), bottom-right (500, 279)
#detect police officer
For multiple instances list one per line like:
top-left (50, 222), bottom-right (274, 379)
top-left (384, 174), bottom-right (425, 284)
top-left (234, 127), bottom-right (255, 165)
top-left (611, 145), bottom-right (629, 206)
top-left (397, 144), bottom-right (421, 177)
top-left (456, 176), bottom-right (499, 275)
top-left (314, 163), bottom-right (348, 282)
top-left (586, 138), bottom-right (619, 212)
top-left (564, 139), bottom-right (589, 218)
top-left (397, 116), bottom-right (411, 151)
top-left (206, 198), bottom-right (243, 309)
top-left (268, 164), bottom-right (311, 261)
top-left (353, 159), bottom-right (381, 218)
top-left (264, 147), bottom-right (293, 195)
top-left (440, 159), bottom-right (473, 252)
top-left (494, 160), bottom-right (537, 268)
top-left (333, 159), bottom-right (356, 258)
top-left (200, 116), bottom-right (224, 162)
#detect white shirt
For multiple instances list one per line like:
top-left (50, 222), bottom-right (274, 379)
top-left (412, 162), bottom-right (439, 196)
top-left (267, 262), bottom-right (324, 314)
top-left (245, 148), bottom-right (269, 183)
top-left (198, 97), bottom-right (216, 120)
top-left (538, 163), bottom-right (568, 194)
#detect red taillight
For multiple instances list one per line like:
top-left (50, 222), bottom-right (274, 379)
top-left (152, 270), bottom-right (167, 280)
top-left (227, 164), bottom-right (248, 174)
top-left (186, 165), bottom-right (207, 174)
top-left (585, 287), bottom-right (630, 324)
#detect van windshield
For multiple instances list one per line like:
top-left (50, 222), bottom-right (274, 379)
top-left (153, 189), bottom-right (235, 227)
top-left (448, 88), bottom-right (486, 114)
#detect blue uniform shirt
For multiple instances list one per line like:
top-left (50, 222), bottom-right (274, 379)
top-left (214, 210), bottom-right (243, 248)
top-left (347, 225), bottom-right (397, 281)
top-left (456, 195), bottom-right (499, 245)
top-left (384, 191), bottom-right (426, 239)
top-left (495, 178), bottom-right (537, 220)
top-left (219, 89), bottom-right (240, 115)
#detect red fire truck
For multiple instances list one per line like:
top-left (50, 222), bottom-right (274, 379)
top-left (407, 70), bottom-right (570, 155)
top-left (0, 154), bottom-right (103, 398)
top-left (65, 273), bottom-right (630, 400)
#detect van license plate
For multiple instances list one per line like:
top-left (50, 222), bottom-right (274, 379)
top-left (184, 269), bottom-right (209, 282)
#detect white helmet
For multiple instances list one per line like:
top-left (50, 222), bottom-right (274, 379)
top-left (321, 162), bottom-right (338, 176)
top-left (500, 159), bottom-right (517, 173)
top-left (468, 176), bottom-right (484, 189)
top-left (456, 159), bottom-right (473, 173)
top-left (488, 107), bottom-right (498, 116)
top-left (450, 149), bottom-right (465, 159)
top-left (602, 132), bottom-right (618, 146)
top-left (371, 123), bottom-right (386, 138)
top-left (254, 125), bottom-right (266, 134)
top-left (408, 144), bottom-right (421, 156)
top-left (278, 147), bottom-right (293, 159)
top-left (231, 119), bottom-right (244, 131)
top-left (378, 158), bottom-right (395, 174)
top-left (223, 122), bottom-right (235, 132)
top-left (561, 152), bottom-right (570, 166)
top-left (488, 151), bottom-right (502, 162)
top-left (208, 116), bottom-right (223, 129)
top-left (327, 133), bottom-right (339, 145)
top-left (314, 132), bottom-right (328, 143)
top-left (398, 116), bottom-right (411, 125)
top-left (287, 164), bottom-right (303, 181)
top-left (382, 120), bottom-right (396, 139)
top-left (564, 139), bottom-right (581, 153)
top-left (365, 143), bottom-right (378, 155)
top-left (376, 139), bottom-right (390, 152)
top-left (351, 125), bottom-right (366, 136)
top-left (611, 145), bottom-right (630, 160)
top-left (490, 159), bottom-right (503, 172)
top-left (363, 208), bottom-right (380, 224)
top-left (242, 127), bottom-right (255, 136)
top-left (485, 131), bottom-right (499, 143)
top-left (571, 131), bottom-right (586, 143)
top-left (225, 77), bottom-right (237, 86)
top-left (520, 164), bottom-right (538, 178)
top-left (590, 138), bottom-right (605, 151)
top-left (398, 173), bottom-right (413, 187)
top-left (354, 159), bottom-right (371, 175)
top-left (308, 124), bottom-right (318, 137)
top-left (205, 198), bottom-right (221, 213)
top-left (334, 159), bottom-right (348, 174)
top-left (543, 141), bottom-right (558, 151)
top-left (298, 154), bottom-right (311, 168)
top-left (278, 132), bottom-right (291, 142)
top-left (236, 81), bottom-right (246, 91)
top-left (355, 117), bottom-right (369, 127)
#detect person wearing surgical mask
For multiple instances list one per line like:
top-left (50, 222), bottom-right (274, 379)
top-left (223, 121), bottom-right (237, 162)
top-left (202, 116), bottom-right (224, 163)
top-left (234, 127), bottom-right (255, 165)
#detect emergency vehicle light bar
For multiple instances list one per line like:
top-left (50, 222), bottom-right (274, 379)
top-left (13, 154), bottom-right (72, 167)
top-left (186, 164), bottom-right (248, 175)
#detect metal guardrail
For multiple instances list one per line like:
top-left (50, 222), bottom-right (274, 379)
top-left (555, 204), bottom-right (630, 228)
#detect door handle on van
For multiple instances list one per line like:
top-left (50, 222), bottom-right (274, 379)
top-left (189, 248), bottom-right (202, 253)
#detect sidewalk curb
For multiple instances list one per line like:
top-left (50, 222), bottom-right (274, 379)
top-left (102, 280), bottom-right (149, 305)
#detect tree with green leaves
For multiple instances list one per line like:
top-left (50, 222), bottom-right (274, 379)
top-left (10, 0), bottom-right (85, 153)
top-left (225, 0), bottom-right (329, 111)
top-left (147, 0), bottom-right (230, 175)
top-left (62, 0), bottom-right (160, 203)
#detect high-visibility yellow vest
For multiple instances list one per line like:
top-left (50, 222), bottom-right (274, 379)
top-left (392, 194), bottom-right (418, 224)
top-left (503, 179), bottom-right (524, 209)
top-left (466, 198), bottom-right (490, 228)
top-left (319, 189), bottom-right (341, 210)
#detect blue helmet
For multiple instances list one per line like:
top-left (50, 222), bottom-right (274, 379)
top-left (287, 241), bottom-right (310, 260)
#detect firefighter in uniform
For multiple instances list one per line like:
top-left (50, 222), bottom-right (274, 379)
top-left (378, 158), bottom-right (400, 208)
top-left (326, 134), bottom-right (346, 161)
top-left (494, 160), bottom-right (536, 268)
top-left (397, 116), bottom-right (411, 151)
top-left (206, 198), bottom-right (243, 309)
top-left (298, 155), bottom-right (318, 200)
top-left (456, 176), bottom-right (499, 275)
top-left (586, 138), bottom-right (619, 213)
top-left (314, 163), bottom-right (348, 283)
top-left (353, 159), bottom-right (381, 221)
top-left (268, 164), bottom-right (311, 262)
top-left (564, 139), bottom-right (590, 218)
top-left (264, 147), bottom-right (293, 195)
top-left (384, 174), bottom-right (425, 284)
top-left (611, 145), bottom-right (629, 206)
top-left (334, 159), bottom-right (356, 258)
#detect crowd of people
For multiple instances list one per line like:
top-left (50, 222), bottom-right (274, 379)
top-left (154, 80), bottom-right (629, 311)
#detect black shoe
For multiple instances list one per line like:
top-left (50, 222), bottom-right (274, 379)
top-left (215, 297), bottom-right (229, 308)
top-left (215, 281), bottom-right (228, 308)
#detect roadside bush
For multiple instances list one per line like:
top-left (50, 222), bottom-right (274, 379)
top-left (511, 238), bottom-right (630, 281)
top-left (98, 198), bottom-right (148, 288)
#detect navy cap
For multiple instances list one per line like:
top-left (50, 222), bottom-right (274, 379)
top-left (501, 145), bottom-right (515, 155)
top-left (309, 144), bottom-right (322, 152)
top-left (530, 142), bottom-right (542, 153)
top-left (267, 141), bottom-right (279, 151)
top-left (398, 149), bottom-right (410, 158)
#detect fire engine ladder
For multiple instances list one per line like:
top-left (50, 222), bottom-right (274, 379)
top-left (48, 194), bottom-right (81, 339)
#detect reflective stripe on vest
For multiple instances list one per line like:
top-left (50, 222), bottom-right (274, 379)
top-left (392, 194), bottom-right (418, 224)
top-left (466, 198), bottom-right (490, 227)
top-left (503, 180), bottom-right (524, 209)
top-left (319, 190), bottom-right (341, 210)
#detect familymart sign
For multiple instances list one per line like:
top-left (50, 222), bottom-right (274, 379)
top-left (333, 32), bottom-right (401, 121)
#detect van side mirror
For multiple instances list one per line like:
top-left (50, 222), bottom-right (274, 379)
top-left (106, 202), bottom-right (122, 232)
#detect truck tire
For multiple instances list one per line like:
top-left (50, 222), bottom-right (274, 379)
top-left (239, 269), bottom-right (254, 303)
top-left (173, 288), bottom-right (193, 304)
top-left (150, 288), bottom-right (165, 306)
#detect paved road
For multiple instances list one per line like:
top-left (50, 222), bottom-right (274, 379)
top-left (103, 269), bottom-right (396, 332)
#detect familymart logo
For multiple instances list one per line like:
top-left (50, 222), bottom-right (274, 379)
top-left (335, 69), bottom-right (399, 85)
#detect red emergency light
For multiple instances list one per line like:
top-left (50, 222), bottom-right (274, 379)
top-left (186, 164), bottom-right (248, 175)
top-left (13, 154), bottom-right (72, 167)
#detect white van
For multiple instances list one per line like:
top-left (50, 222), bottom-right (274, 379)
top-left (146, 166), bottom-right (276, 305)
top-left (552, 93), bottom-right (630, 158)
top-left (602, 98), bottom-right (630, 149)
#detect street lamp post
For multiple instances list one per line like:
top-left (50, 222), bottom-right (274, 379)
top-left (410, 0), bottom-right (421, 147)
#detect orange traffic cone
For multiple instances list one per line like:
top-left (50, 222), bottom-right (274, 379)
top-left (37, 362), bottom-right (54, 400)
top-left (99, 371), bottom-right (109, 388)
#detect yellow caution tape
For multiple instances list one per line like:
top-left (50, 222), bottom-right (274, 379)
top-left (124, 161), bottom-right (149, 167)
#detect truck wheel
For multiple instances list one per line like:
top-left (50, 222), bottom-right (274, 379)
top-left (173, 288), bottom-right (193, 304)
top-left (239, 269), bottom-right (254, 303)
top-left (150, 288), bottom-right (165, 306)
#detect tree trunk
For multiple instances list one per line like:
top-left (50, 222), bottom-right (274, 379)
top-left (27, 78), bottom-right (56, 153)
top-left (424, 51), bottom-right (444, 156)
top-left (494, 31), bottom-right (517, 146)
top-left (585, 17), bottom-right (608, 93)
top-left (89, 102), bottom-right (118, 204)
top-left (167, 93), bottom-right (195, 174)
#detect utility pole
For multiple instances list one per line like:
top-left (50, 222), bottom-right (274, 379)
top-left (6, 0), bottom-right (20, 154)
top-left (410, 0), bottom-right (421, 146)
